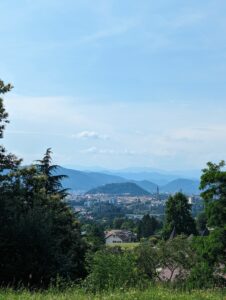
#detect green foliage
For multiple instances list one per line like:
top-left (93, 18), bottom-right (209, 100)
top-left (85, 248), bottom-right (145, 292)
top-left (36, 148), bottom-right (68, 198)
top-left (0, 166), bottom-right (87, 286)
top-left (138, 214), bottom-right (159, 239)
top-left (0, 80), bottom-right (87, 287)
top-left (0, 79), bottom-right (12, 138)
top-left (83, 223), bottom-right (105, 251)
top-left (136, 241), bottom-right (159, 280)
top-left (200, 161), bottom-right (226, 228)
top-left (196, 212), bottom-right (207, 233)
top-left (136, 236), bottom-right (194, 283)
top-left (162, 193), bottom-right (197, 239)
top-left (187, 261), bottom-right (215, 289)
top-left (113, 217), bottom-right (138, 232)
top-left (157, 236), bottom-right (194, 282)
top-left (188, 228), bottom-right (226, 288)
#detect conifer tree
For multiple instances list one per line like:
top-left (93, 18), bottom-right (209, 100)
top-left (162, 192), bottom-right (197, 239)
top-left (36, 148), bottom-right (68, 198)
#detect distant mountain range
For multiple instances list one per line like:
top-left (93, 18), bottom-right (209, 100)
top-left (57, 167), bottom-right (125, 193)
top-left (104, 171), bottom-right (178, 186)
top-left (56, 166), bottom-right (200, 195)
top-left (160, 179), bottom-right (200, 195)
top-left (86, 182), bottom-right (150, 196)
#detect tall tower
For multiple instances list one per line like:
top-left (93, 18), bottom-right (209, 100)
top-left (156, 185), bottom-right (160, 201)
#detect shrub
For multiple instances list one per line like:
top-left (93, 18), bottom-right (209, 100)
top-left (84, 247), bottom-right (146, 292)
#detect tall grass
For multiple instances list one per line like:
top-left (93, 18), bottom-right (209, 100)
top-left (0, 286), bottom-right (225, 300)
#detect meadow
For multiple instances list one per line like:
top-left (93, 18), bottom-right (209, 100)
top-left (0, 287), bottom-right (225, 300)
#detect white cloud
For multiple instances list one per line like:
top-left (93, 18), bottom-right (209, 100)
top-left (74, 131), bottom-right (109, 140)
top-left (4, 93), bottom-right (226, 170)
top-left (82, 147), bottom-right (140, 156)
top-left (82, 146), bottom-right (98, 154)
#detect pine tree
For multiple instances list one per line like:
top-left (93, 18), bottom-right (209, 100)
top-left (36, 148), bottom-right (68, 198)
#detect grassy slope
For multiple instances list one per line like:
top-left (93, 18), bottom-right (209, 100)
top-left (107, 242), bottom-right (140, 249)
top-left (0, 287), bottom-right (225, 300)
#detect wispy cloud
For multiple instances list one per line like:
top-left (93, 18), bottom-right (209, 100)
top-left (80, 19), bottom-right (138, 44)
top-left (73, 131), bottom-right (109, 140)
top-left (82, 147), bottom-right (137, 156)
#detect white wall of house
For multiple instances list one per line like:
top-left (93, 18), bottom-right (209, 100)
top-left (105, 235), bottom-right (123, 244)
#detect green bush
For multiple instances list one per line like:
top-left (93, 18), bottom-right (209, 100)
top-left (84, 247), bottom-right (146, 292)
top-left (187, 261), bottom-right (215, 289)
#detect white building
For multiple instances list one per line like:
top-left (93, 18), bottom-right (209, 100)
top-left (105, 230), bottom-right (136, 244)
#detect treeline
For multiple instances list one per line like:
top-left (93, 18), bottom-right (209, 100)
top-left (0, 80), bottom-right (226, 290)
top-left (0, 81), bottom-right (86, 287)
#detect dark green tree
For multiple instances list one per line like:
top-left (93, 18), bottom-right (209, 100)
top-left (200, 161), bottom-right (226, 228)
top-left (0, 80), bottom-right (21, 173)
top-left (191, 161), bottom-right (226, 286)
top-left (162, 193), bottom-right (197, 239)
top-left (0, 79), bottom-right (12, 138)
top-left (84, 223), bottom-right (105, 252)
top-left (196, 212), bottom-right (208, 233)
top-left (0, 80), bottom-right (87, 287)
top-left (138, 214), bottom-right (159, 239)
top-left (36, 148), bottom-right (68, 197)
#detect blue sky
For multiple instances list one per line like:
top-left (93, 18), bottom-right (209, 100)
top-left (1, 0), bottom-right (226, 171)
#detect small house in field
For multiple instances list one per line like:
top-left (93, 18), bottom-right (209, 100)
top-left (105, 230), bottom-right (136, 244)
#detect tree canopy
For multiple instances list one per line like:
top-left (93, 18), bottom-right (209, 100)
top-left (0, 80), bottom-right (86, 287)
top-left (162, 192), bottom-right (197, 239)
top-left (200, 161), bottom-right (226, 228)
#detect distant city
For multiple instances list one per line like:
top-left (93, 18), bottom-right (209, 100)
top-left (61, 166), bottom-right (204, 224)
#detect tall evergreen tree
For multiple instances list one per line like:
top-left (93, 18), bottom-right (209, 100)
top-left (36, 148), bottom-right (68, 197)
top-left (162, 192), bottom-right (197, 239)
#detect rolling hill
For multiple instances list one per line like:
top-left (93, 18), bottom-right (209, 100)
top-left (56, 167), bottom-right (126, 193)
top-left (54, 166), bottom-right (200, 195)
top-left (160, 179), bottom-right (200, 195)
top-left (132, 180), bottom-right (158, 193)
top-left (86, 182), bottom-right (151, 196)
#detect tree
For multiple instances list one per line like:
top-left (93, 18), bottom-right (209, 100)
top-left (200, 161), bottom-right (226, 228)
top-left (84, 223), bottom-right (105, 251)
top-left (189, 228), bottom-right (226, 288)
top-left (0, 80), bottom-right (87, 287)
top-left (0, 80), bottom-right (21, 173)
top-left (192, 161), bottom-right (226, 286)
top-left (162, 193), bottom-right (197, 239)
top-left (0, 79), bottom-right (12, 138)
top-left (157, 236), bottom-right (194, 282)
top-left (36, 148), bottom-right (68, 198)
top-left (138, 214), bottom-right (159, 239)
top-left (136, 236), bottom-right (194, 283)
top-left (196, 212), bottom-right (207, 233)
